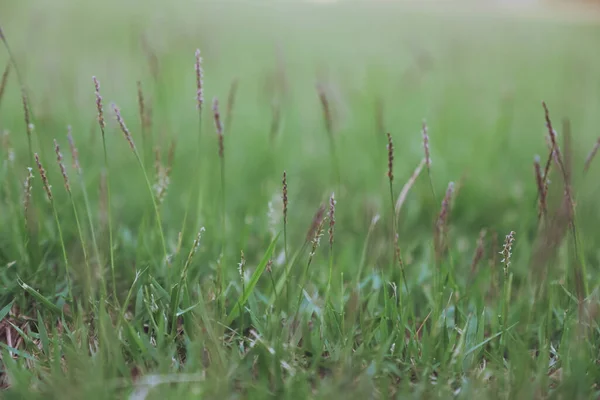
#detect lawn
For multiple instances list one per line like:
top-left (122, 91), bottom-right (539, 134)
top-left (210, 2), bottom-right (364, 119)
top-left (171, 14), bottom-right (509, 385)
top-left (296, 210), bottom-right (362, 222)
top-left (1, 1), bottom-right (600, 398)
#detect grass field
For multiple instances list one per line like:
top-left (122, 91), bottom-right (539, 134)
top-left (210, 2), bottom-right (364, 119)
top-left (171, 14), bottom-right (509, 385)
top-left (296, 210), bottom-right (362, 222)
top-left (1, 1), bottom-right (600, 398)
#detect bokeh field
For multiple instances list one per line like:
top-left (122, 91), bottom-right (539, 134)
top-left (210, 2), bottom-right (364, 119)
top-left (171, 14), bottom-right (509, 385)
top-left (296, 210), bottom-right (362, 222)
top-left (1, 1), bottom-right (600, 398)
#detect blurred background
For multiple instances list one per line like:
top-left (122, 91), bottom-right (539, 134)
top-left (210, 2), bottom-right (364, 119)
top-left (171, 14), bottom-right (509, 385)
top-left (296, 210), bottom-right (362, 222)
top-left (0, 0), bottom-right (599, 250)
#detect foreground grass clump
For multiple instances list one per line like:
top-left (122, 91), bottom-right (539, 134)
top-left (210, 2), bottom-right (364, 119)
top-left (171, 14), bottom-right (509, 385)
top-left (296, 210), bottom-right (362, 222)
top-left (1, 4), bottom-right (600, 398)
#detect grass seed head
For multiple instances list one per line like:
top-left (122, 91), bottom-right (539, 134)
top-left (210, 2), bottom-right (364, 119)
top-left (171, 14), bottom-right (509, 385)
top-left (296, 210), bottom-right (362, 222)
top-left (282, 171), bottom-right (288, 225)
top-left (306, 204), bottom-right (326, 244)
top-left (23, 167), bottom-right (33, 223)
top-left (54, 139), bottom-right (70, 193)
top-left (112, 103), bottom-right (136, 150)
top-left (534, 155), bottom-right (546, 219)
top-left (34, 153), bottom-right (52, 201)
top-left (317, 84), bottom-right (332, 136)
top-left (0, 63), bottom-right (10, 108)
top-left (66, 126), bottom-right (81, 173)
top-left (328, 192), bottom-right (336, 248)
top-left (422, 120), bottom-right (431, 169)
top-left (386, 132), bottom-right (394, 182)
top-left (226, 78), bottom-right (239, 127)
top-left (213, 98), bottom-right (224, 158)
top-left (22, 91), bottom-right (33, 138)
top-left (500, 230), bottom-right (515, 272)
top-left (93, 76), bottom-right (106, 133)
top-left (470, 229), bottom-right (487, 276)
top-left (195, 49), bottom-right (204, 111)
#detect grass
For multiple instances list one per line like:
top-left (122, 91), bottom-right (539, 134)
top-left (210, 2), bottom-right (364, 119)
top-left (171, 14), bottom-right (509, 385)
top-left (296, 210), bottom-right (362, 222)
top-left (1, 1), bottom-right (600, 398)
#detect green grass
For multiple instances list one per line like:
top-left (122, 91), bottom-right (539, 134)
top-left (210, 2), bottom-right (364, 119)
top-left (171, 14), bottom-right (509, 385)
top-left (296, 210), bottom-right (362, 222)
top-left (1, 1), bottom-right (600, 398)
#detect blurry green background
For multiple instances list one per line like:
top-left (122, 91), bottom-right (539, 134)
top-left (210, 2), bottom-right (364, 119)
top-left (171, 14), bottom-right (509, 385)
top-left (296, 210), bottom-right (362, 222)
top-left (1, 0), bottom-right (600, 260)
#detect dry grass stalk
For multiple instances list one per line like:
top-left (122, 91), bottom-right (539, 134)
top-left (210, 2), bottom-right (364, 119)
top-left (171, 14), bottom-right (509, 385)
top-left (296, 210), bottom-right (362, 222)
top-left (112, 104), bottom-right (136, 150)
top-left (309, 215), bottom-right (325, 258)
top-left (92, 77), bottom-right (105, 134)
top-left (53, 140), bottom-right (71, 193)
top-left (22, 91), bottom-right (33, 138)
top-left (34, 153), bottom-right (52, 201)
top-left (195, 49), bottom-right (204, 111)
top-left (212, 98), bottom-right (224, 158)
top-left (225, 78), bottom-right (239, 132)
top-left (23, 167), bottom-right (34, 225)
top-left (534, 155), bottom-right (546, 219)
top-left (137, 81), bottom-right (152, 135)
top-left (66, 126), bottom-right (80, 173)
top-left (317, 84), bottom-right (333, 136)
top-left (395, 159), bottom-right (425, 220)
top-left (328, 193), bottom-right (336, 248)
top-left (542, 102), bottom-right (565, 177)
top-left (434, 182), bottom-right (455, 259)
top-left (470, 229), bottom-right (487, 278)
top-left (306, 204), bottom-right (326, 244)
top-left (422, 120), bottom-right (431, 170)
top-left (0, 63), bottom-right (10, 109)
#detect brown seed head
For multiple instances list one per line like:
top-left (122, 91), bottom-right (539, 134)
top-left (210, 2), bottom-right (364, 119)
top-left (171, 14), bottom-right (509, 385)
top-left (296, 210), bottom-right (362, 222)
top-left (317, 84), bottom-right (332, 136)
top-left (34, 153), bottom-right (52, 200)
top-left (386, 132), bottom-right (394, 182)
top-left (112, 103), bottom-right (136, 150)
top-left (422, 120), bottom-right (431, 170)
top-left (213, 98), bottom-right (224, 158)
top-left (22, 91), bottom-right (33, 138)
top-left (137, 81), bottom-right (150, 134)
top-left (226, 78), bottom-right (239, 129)
top-left (306, 204), bottom-right (326, 243)
top-left (470, 229), bottom-right (487, 276)
top-left (534, 155), bottom-right (546, 219)
top-left (54, 139), bottom-right (70, 193)
top-left (434, 181), bottom-right (455, 258)
top-left (438, 182), bottom-right (455, 227)
top-left (265, 259), bottom-right (274, 274)
top-left (195, 49), bottom-right (204, 111)
top-left (66, 126), bottom-right (80, 173)
top-left (0, 63), bottom-right (10, 109)
top-left (282, 171), bottom-right (288, 225)
top-left (93, 76), bottom-right (105, 133)
top-left (328, 192), bottom-right (336, 248)
top-left (542, 101), bottom-right (564, 173)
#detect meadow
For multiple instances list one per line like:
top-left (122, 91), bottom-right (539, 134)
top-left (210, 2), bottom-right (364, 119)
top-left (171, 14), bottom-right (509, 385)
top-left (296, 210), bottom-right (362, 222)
top-left (1, 1), bottom-right (600, 398)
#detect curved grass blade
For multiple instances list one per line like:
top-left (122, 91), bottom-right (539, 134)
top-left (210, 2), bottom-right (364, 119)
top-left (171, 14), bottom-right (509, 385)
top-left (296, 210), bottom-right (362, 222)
top-left (227, 233), bottom-right (280, 325)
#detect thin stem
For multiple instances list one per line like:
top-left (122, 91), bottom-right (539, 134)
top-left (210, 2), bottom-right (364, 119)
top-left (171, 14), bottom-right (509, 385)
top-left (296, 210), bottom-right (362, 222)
top-left (100, 134), bottom-right (116, 301)
top-left (76, 171), bottom-right (102, 290)
top-left (132, 149), bottom-right (169, 268)
top-left (325, 250), bottom-right (334, 307)
top-left (68, 192), bottom-right (92, 299)
top-left (294, 255), bottom-right (315, 324)
top-left (50, 202), bottom-right (71, 301)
